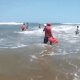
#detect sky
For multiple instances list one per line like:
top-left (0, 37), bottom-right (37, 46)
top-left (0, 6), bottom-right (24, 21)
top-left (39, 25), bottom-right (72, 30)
top-left (0, 0), bottom-right (80, 23)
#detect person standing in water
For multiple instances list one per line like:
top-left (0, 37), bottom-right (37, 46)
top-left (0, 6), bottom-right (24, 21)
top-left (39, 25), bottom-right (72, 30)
top-left (26, 23), bottom-right (29, 29)
top-left (75, 26), bottom-right (79, 35)
top-left (21, 23), bottom-right (28, 31)
top-left (39, 24), bottom-right (41, 28)
top-left (43, 23), bottom-right (53, 45)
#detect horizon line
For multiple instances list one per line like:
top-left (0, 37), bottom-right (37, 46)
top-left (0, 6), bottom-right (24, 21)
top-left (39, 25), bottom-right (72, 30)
top-left (0, 22), bottom-right (80, 25)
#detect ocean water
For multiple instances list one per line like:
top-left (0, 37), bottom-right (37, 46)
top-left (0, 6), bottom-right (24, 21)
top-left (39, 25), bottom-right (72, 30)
top-left (0, 24), bottom-right (80, 80)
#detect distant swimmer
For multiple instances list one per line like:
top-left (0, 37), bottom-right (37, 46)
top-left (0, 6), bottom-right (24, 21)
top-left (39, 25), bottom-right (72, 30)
top-left (26, 23), bottom-right (29, 29)
top-left (75, 26), bottom-right (79, 35)
top-left (38, 24), bottom-right (41, 28)
top-left (21, 23), bottom-right (28, 31)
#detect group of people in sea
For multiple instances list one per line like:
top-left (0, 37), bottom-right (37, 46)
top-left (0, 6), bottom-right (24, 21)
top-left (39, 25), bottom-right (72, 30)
top-left (20, 23), bottom-right (58, 45)
top-left (20, 23), bottom-right (79, 45)
top-left (21, 23), bottom-right (41, 31)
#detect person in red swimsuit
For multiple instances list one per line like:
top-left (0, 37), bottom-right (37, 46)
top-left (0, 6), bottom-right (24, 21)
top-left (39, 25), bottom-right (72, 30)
top-left (43, 23), bottom-right (53, 44)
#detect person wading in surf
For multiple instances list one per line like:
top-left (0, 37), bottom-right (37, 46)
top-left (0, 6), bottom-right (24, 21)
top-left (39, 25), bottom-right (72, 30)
top-left (21, 23), bottom-right (28, 31)
top-left (75, 26), bottom-right (79, 35)
top-left (43, 23), bottom-right (53, 45)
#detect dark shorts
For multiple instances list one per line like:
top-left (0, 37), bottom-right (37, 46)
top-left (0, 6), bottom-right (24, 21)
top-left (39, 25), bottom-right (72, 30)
top-left (75, 30), bottom-right (79, 34)
top-left (22, 28), bottom-right (25, 31)
top-left (44, 37), bottom-right (48, 44)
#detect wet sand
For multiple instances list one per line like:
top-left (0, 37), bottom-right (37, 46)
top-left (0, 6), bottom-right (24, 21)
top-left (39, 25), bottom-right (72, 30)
top-left (0, 45), bottom-right (80, 80)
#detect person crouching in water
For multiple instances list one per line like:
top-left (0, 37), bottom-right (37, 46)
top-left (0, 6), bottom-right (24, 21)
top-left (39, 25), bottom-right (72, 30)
top-left (43, 23), bottom-right (53, 45)
top-left (21, 23), bottom-right (28, 31)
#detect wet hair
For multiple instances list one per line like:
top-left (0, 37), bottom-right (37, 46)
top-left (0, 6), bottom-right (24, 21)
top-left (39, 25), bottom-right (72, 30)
top-left (47, 23), bottom-right (51, 26)
top-left (77, 26), bottom-right (79, 28)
